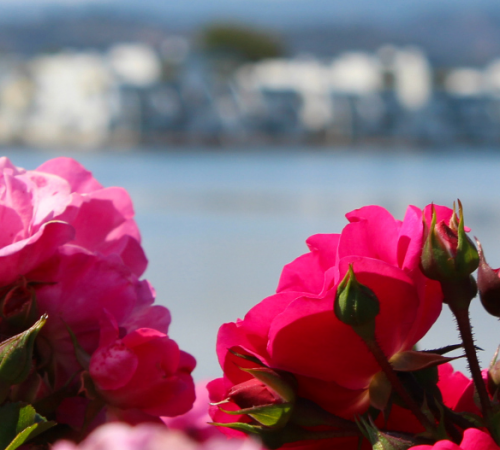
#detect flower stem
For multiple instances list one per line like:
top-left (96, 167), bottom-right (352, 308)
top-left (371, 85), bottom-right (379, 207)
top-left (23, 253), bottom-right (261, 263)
top-left (363, 337), bottom-right (438, 435)
top-left (450, 306), bottom-right (493, 428)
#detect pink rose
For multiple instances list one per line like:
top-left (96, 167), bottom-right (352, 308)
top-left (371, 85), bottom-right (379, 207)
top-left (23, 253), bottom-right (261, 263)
top-left (437, 364), bottom-right (481, 416)
top-left (409, 428), bottom-right (500, 450)
top-left (0, 157), bottom-right (195, 432)
top-left (210, 205), bottom-right (449, 440)
top-left (89, 322), bottom-right (196, 417)
top-left (0, 157), bottom-right (146, 289)
top-left (52, 423), bottom-right (264, 450)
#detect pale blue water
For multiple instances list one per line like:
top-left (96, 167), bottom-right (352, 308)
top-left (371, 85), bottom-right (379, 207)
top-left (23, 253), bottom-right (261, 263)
top-left (2, 146), bottom-right (500, 380)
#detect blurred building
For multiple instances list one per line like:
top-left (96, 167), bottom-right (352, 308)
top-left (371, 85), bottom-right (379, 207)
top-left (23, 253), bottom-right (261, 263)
top-left (2, 41), bottom-right (500, 148)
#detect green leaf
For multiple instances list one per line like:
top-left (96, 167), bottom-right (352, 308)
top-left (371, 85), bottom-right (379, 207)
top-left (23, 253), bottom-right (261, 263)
top-left (0, 403), bottom-right (21, 450)
top-left (16, 404), bottom-right (37, 433)
top-left (0, 403), bottom-right (56, 450)
top-left (5, 421), bottom-right (56, 450)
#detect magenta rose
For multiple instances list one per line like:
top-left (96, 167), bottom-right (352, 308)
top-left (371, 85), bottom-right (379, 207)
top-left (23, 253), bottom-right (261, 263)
top-left (210, 205), bottom-right (449, 436)
top-left (437, 363), bottom-right (481, 416)
top-left (409, 428), bottom-right (500, 450)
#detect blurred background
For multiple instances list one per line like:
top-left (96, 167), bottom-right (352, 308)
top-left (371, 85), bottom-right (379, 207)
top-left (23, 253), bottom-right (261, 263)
top-left (1, 0), bottom-right (500, 380)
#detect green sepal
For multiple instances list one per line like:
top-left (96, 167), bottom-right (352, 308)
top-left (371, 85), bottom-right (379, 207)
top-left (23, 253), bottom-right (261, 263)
top-left (0, 314), bottom-right (47, 386)
top-left (210, 421), bottom-right (265, 434)
top-left (369, 372), bottom-right (392, 412)
top-left (422, 344), bottom-right (465, 355)
top-left (455, 200), bottom-right (479, 277)
top-left (414, 396), bottom-right (448, 442)
top-left (487, 410), bottom-right (500, 445)
top-left (456, 411), bottom-right (485, 428)
top-left (80, 372), bottom-right (105, 434)
top-left (390, 351), bottom-right (459, 372)
top-left (260, 422), bottom-right (361, 450)
top-left (64, 321), bottom-right (91, 370)
top-left (356, 416), bottom-right (414, 450)
top-left (240, 366), bottom-right (296, 403)
top-left (335, 264), bottom-right (379, 341)
top-left (228, 349), bottom-right (267, 367)
top-left (290, 398), bottom-right (358, 430)
top-left (421, 205), bottom-right (454, 280)
top-left (432, 400), bottom-right (449, 442)
top-left (220, 402), bottom-right (293, 428)
top-left (32, 371), bottom-right (78, 417)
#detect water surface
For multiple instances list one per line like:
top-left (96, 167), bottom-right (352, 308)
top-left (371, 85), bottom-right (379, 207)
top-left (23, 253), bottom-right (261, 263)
top-left (2, 146), bottom-right (499, 379)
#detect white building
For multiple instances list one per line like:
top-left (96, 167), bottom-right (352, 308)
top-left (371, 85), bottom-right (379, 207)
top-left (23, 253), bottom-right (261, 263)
top-left (26, 51), bottom-right (115, 148)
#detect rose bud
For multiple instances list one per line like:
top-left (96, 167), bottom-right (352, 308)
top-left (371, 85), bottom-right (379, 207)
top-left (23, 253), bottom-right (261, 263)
top-left (334, 264), bottom-right (380, 340)
top-left (358, 416), bottom-right (417, 450)
top-left (214, 366), bottom-right (296, 430)
top-left (488, 360), bottom-right (500, 397)
top-left (0, 314), bottom-right (47, 389)
top-left (0, 278), bottom-right (39, 332)
top-left (476, 240), bottom-right (500, 318)
top-left (421, 201), bottom-right (479, 283)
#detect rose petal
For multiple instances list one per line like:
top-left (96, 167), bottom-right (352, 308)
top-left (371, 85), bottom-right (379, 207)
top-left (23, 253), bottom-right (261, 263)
top-left (37, 157), bottom-right (103, 193)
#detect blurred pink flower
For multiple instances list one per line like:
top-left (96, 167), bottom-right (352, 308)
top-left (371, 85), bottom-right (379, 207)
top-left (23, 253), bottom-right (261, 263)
top-left (163, 380), bottom-right (223, 442)
top-left (52, 423), bottom-right (263, 450)
top-left (409, 428), bottom-right (499, 450)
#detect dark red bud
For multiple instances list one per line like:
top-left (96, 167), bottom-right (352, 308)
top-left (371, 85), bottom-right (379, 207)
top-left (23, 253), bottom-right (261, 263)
top-left (3, 285), bottom-right (33, 318)
top-left (477, 240), bottom-right (500, 317)
top-left (434, 221), bottom-right (458, 258)
top-left (228, 378), bottom-right (280, 409)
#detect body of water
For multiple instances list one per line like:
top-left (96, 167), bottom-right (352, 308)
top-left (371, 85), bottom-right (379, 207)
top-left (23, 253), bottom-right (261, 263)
top-left (2, 146), bottom-right (500, 380)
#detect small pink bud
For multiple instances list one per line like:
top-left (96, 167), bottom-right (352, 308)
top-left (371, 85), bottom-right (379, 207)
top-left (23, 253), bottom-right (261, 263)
top-left (214, 356), bottom-right (296, 430)
top-left (421, 201), bottom-right (478, 282)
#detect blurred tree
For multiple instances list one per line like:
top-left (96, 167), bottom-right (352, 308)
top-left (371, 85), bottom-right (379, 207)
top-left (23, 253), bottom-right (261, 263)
top-left (200, 23), bottom-right (285, 61)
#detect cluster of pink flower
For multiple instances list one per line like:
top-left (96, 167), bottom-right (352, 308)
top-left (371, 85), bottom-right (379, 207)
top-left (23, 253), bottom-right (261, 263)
top-left (0, 157), bottom-right (195, 442)
top-left (2, 156), bottom-right (500, 450)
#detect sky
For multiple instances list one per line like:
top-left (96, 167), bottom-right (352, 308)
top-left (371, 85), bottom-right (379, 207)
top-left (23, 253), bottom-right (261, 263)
top-left (2, 0), bottom-right (500, 24)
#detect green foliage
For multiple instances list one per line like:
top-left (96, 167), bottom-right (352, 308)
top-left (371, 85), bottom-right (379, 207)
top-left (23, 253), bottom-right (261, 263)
top-left (201, 23), bottom-right (285, 61)
top-left (0, 403), bottom-right (56, 450)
